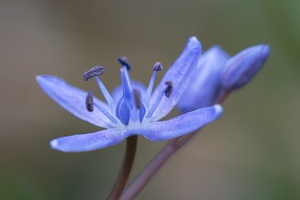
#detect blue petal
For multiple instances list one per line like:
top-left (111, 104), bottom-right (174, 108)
top-left (221, 45), bottom-right (270, 91)
top-left (36, 75), bottom-right (113, 128)
top-left (141, 104), bottom-right (223, 140)
top-left (149, 36), bottom-right (202, 121)
top-left (50, 129), bottom-right (128, 152)
top-left (177, 46), bottom-right (230, 113)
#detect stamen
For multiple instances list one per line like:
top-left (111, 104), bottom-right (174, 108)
top-left (152, 62), bottom-right (163, 71)
top-left (133, 89), bottom-right (142, 109)
top-left (132, 89), bottom-right (146, 123)
top-left (83, 66), bottom-right (104, 81)
top-left (94, 77), bottom-right (116, 112)
top-left (144, 62), bottom-right (163, 108)
top-left (147, 90), bottom-right (164, 119)
top-left (83, 66), bottom-right (116, 111)
top-left (93, 102), bottom-right (119, 126)
top-left (147, 83), bottom-right (170, 119)
top-left (118, 56), bottom-right (131, 70)
top-left (164, 81), bottom-right (173, 97)
top-left (86, 91), bottom-right (119, 126)
top-left (86, 91), bottom-right (94, 112)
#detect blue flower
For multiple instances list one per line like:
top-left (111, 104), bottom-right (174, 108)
top-left (36, 37), bottom-right (223, 152)
top-left (177, 45), bottom-right (230, 113)
top-left (177, 44), bottom-right (270, 113)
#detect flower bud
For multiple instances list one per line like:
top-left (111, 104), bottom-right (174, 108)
top-left (177, 46), bottom-right (229, 113)
top-left (221, 45), bottom-right (270, 91)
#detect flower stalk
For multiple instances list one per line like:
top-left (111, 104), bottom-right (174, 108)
top-left (120, 130), bottom-right (198, 200)
top-left (108, 136), bottom-right (137, 200)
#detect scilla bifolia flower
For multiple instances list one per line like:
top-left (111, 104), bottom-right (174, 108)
top-left (177, 46), bottom-right (230, 113)
top-left (36, 37), bottom-right (223, 152)
top-left (178, 44), bottom-right (270, 113)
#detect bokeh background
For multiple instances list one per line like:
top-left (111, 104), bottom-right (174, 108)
top-left (0, 0), bottom-right (299, 199)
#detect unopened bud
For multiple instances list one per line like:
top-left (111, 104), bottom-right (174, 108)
top-left (221, 45), bottom-right (270, 91)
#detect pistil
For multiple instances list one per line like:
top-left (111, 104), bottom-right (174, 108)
top-left (116, 67), bottom-right (134, 125)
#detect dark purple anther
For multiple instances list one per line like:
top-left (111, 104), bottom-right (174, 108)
top-left (83, 66), bottom-right (104, 81)
top-left (133, 89), bottom-right (142, 109)
top-left (165, 81), bottom-right (173, 97)
top-left (118, 56), bottom-right (131, 70)
top-left (86, 91), bottom-right (94, 112)
top-left (152, 62), bottom-right (163, 71)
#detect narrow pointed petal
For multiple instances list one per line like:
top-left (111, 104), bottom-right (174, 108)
top-left (142, 104), bottom-right (223, 140)
top-left (149, 36), bottom-right (202, 121)
top-left (221, 44), bottom-right (270, 91)
top-left (50, 129), bottom-right (128, 152)
top-left (178, 46), bottom-right (230, 113)
top-left (36, 75), bottom-right (112, 128)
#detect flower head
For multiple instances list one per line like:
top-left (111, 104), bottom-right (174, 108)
top-left (177, 44), bottom-right (270, 113)
top-left (36, 37), bottom-right (223, 152)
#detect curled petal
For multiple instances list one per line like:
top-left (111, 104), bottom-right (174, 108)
top-left (149, 36), bottom-right (202, 121)
top-left (36, 75), bottom-right (112, 128)
top-left (50, 129), bottom-right (128, 152)
top-left (142, 104), bottom-right (223, 140)
top-left (178, 46), bottom-right (230, 113)
top-left (221, 45), bottom-right (270, 91)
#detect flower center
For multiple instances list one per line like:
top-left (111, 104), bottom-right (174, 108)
top-left (83, 58), bottom-right (172, 127)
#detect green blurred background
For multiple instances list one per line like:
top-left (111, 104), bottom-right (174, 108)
top-left (0, 0), bottom-right (299, 199)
